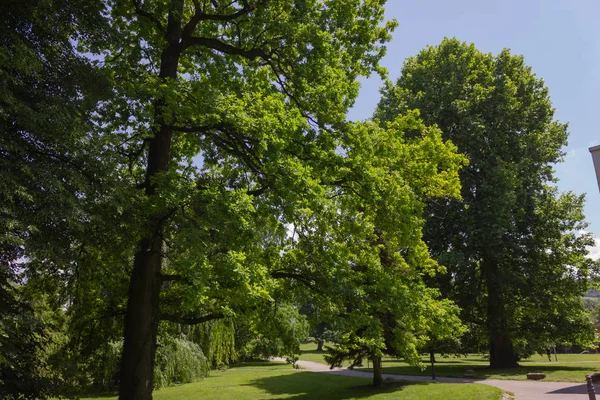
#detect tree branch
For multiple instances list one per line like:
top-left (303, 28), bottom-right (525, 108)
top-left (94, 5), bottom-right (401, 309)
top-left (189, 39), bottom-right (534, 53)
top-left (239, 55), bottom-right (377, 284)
top-left (170, 122), bottom-right (224, 133)
top-left (161, 312), bottom-right (225, 325)
top-left (181, 36), bottom-right (269, 60)
top-left (271, 270), bottom-right (322, 293)
top-left (174, 121), bottom-right (265, 176)
top-left (132, 0), bottom-right (164, 30)
top-left (182, 0), bottom-right (256, 40)
top-left (247, 185), bottom-right (268, 197)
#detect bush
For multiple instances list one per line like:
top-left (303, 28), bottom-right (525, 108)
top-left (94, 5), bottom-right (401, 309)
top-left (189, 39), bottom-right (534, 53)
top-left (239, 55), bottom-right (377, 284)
top-left (85, 334), bottom-right (210, 391)
top-left (154, 335), bottom-right (210, 389)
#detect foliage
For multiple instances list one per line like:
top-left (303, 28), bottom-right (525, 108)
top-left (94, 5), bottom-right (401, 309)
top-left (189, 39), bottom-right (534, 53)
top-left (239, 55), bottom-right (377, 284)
top-left (299, 302), bottom-right (341, 351)
top-left (0, 281), bottom-right (56, 400)
top-left (376, 37), bottom-right (598, 367)
top-left (68, 334), bottom-right (211, 392)
top-left (584, 297), bottom-right (600, 311)
top-left (590, 301), bottom-right (600, 322)
top-left (87, 341), bottom-right (124, 390)
top-left (82, 0), bottom-right (401, 397)
top-left (154, 335), bottom-right (210, 389)
top-left (0, 0), bottom-right (119, 396)
top-left (4, 0), bottom-right (401, 396)
top-left (176, 319), bottom-right (237, 368)
top-left (281, 113), bottom-right (467, 386)
top-left (236, 304), bottom-right (309, 361)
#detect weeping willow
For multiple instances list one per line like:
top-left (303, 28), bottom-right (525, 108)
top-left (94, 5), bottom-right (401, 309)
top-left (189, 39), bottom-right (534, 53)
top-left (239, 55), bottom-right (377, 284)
top-left (153, 336), bottom-right (209, 389)
top-left (176, 319), bottom-right (236, 368)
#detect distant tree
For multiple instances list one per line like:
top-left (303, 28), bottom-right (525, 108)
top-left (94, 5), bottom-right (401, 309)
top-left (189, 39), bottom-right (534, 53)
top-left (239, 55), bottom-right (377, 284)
top-left (376, 38), bottom-right (598, 368)
top-left (590, 302), bottom-right (600, 323)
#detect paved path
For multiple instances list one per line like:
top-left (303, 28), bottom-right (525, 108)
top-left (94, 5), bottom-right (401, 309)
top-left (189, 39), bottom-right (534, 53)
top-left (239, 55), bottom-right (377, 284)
top-left (284, 359), bottom-right (597, 400)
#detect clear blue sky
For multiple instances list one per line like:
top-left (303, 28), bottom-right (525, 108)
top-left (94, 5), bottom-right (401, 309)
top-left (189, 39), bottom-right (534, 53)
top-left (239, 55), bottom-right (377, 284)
top-left (347, 0), bottom-right (600, 243)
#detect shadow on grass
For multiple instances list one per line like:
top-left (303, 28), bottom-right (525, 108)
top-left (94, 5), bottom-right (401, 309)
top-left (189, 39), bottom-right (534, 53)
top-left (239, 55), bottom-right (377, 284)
top-left (366, 363), bottom-right (596, 380)
top-left (246, 371), bottom-right (431, 399)
top-left (424, 357), bottom-right (488, 364)
top-left (71, 389), bottom-right (118, 399)
top-left (229, 360), bottom-right (287, 369)
top-left (302, 349), bottom-right (326, 355)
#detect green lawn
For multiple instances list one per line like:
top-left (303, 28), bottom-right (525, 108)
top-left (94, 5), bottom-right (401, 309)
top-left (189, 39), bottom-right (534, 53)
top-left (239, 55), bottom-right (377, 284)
top-left (298, 341), bottom-right (341, 364)
top-left (299, 341), bottom-right (600, 383)
top-left (81, 361), bottom-right (505, 400)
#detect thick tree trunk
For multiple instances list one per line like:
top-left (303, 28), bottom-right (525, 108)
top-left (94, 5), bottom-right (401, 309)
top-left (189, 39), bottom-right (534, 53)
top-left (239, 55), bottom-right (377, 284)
top-left (119, 1), bottom-right (183, 399)
top-left (486, 262), bottom-right (518, 369)
top-left (316, 339), bottom-right (324, 352)
top-left (489, 332), bottom-right (518, 368)
top-left (372, 355), bottom-right (383, 387)
top-left (118, 238), bottom-right (162, 400)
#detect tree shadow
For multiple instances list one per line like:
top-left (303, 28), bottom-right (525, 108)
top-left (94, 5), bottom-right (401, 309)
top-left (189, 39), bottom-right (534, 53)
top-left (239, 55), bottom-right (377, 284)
top-left (302, 349), bottom-right (326, 355)
top-left (428, 357), bottom-right (488, 364)
top-left (229, 360), bottom-right (288, 369)
top-left (474, 364), bottom-right (597, 380)
top-left (246, 370), bottom-right (432, 399)
top-left (547, 384), bottom-right (591, 395)
top-left (368, 363), bottom-right (597, 380)
top-left (78, 391), bottom-right (118, 399)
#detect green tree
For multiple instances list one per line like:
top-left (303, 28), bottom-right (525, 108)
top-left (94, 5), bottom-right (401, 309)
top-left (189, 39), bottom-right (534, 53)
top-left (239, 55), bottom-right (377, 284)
top-left (70, 1), bottom-right (398, 398)
top-left (295, 114), bottom-right (467, 386)
top-left (0, 0), bottom-right (112, 397)
top-left (376, 38), bottom-right (597, 368)
top-left (591, 302), bottom-right (600, 323)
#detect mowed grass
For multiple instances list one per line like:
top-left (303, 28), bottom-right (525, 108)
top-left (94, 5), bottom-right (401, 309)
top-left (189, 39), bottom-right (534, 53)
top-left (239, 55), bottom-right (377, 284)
top-left (298, 341), bottom-right (600, 383)
top-left (81, 361), bottom-right (505, 400)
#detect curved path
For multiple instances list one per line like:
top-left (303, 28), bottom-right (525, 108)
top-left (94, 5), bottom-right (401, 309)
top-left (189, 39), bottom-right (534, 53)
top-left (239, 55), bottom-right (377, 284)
top-left (288, 359), bottom-right (597, 400)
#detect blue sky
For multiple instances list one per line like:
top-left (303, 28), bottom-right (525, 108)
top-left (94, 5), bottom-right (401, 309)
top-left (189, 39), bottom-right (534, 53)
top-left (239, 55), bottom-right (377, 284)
top-left (347, 0), bottom-right (600, 241)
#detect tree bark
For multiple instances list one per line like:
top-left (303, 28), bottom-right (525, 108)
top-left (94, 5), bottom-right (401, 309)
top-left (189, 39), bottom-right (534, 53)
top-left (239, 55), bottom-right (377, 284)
top-left (119, 1), bottom-right (183, 399)
top-left (316, 339), bottom-right (324, 352)
top-left (119, 238), bottom-right (163, 400)
top-left (372, 355), bottom-right (383, 387)
top-left (430, 350), bottom-right (436, 380)
top-left (489, 332), bottom-right (518, 368)
top-left (486, 262), bottom-right (518, 369)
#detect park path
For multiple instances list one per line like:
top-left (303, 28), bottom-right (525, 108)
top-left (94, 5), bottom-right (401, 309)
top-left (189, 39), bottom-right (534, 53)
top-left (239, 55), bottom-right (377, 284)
top-left (284, 359), bottom-right (597, 400)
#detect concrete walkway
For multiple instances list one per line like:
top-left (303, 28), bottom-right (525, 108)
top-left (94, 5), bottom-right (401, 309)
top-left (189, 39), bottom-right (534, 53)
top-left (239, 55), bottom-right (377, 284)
top-left (286, 359), bottom-right (597, 400)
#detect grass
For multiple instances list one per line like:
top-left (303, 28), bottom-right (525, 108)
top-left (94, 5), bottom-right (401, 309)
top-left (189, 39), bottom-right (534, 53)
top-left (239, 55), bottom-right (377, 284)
top-left (298, 340), bottom-right (600, 383)
top-left (81, 361), bottom-right (505, 400)
top-left (297, 341), bottom-right (339, 364)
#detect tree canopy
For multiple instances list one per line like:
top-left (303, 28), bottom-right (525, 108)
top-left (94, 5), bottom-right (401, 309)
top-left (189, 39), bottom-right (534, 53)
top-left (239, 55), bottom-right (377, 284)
top-left (376, 38), bottom-right (597, 368)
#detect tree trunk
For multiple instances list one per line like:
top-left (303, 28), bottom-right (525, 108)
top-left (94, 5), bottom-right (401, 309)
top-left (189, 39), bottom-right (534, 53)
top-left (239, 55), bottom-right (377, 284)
top-left (316, 339), bottom-right (324, 352)
top-left (486, 262), bottom-right (518, 369)
top-left (489, 332), bottom-right (518, 368)
top-left (118, 238), bottom-right (162, 400)
top-left (119, 1), bottom-right (183, 399)
top-left (372, 355), bottom-right (383, 387)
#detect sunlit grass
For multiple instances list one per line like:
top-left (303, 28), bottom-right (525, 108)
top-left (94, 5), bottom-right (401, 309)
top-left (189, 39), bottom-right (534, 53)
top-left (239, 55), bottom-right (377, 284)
top-left (80, 361), bottom-right (505, 400)
top-left (298, 340), bottom-right (600, 382)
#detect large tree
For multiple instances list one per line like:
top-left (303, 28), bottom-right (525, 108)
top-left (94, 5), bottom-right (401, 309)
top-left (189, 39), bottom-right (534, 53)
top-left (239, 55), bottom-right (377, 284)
top-left (71, 1), bottom-right (398, 398)
top-left (376, 38), bottom-right (597, 368)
